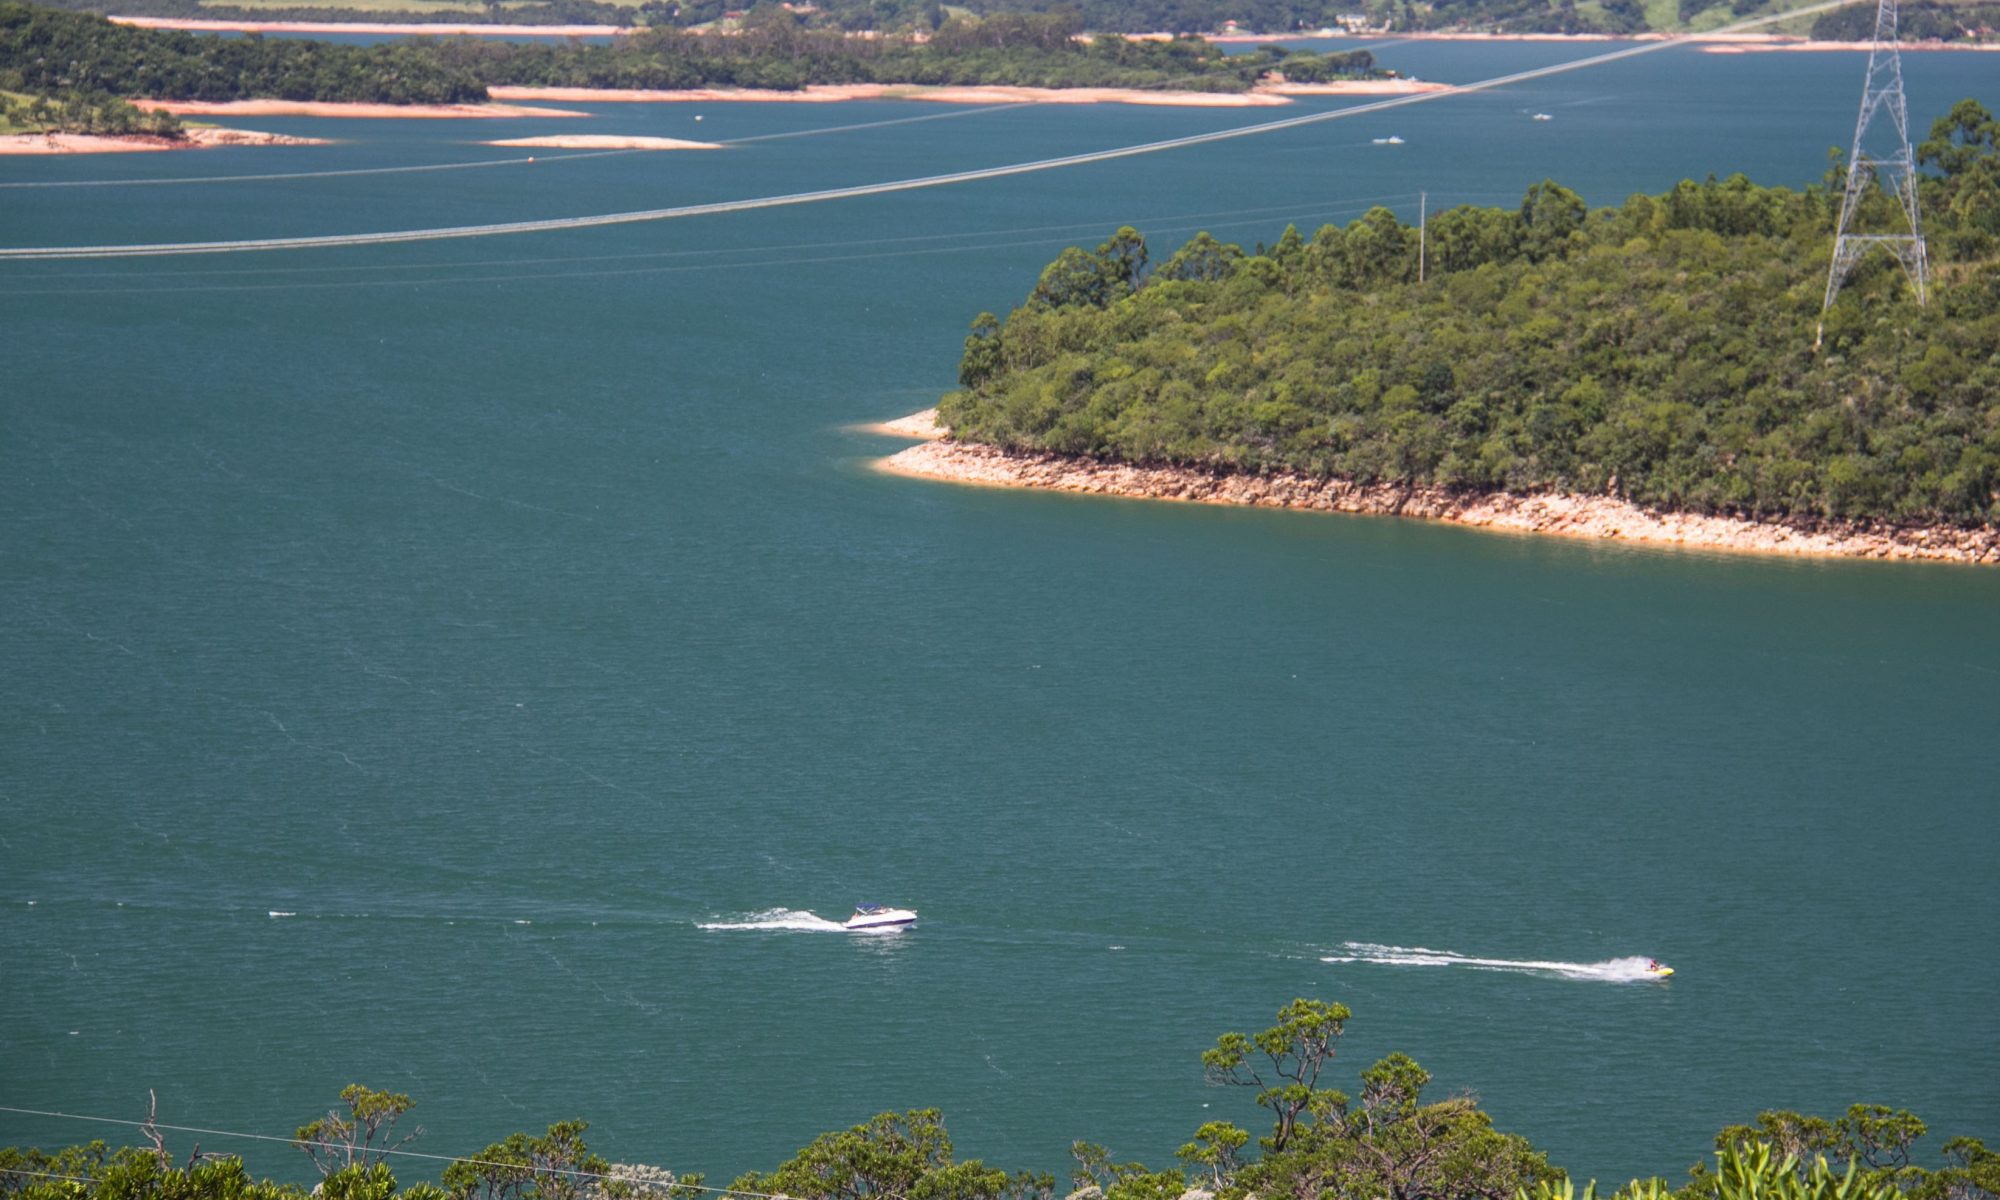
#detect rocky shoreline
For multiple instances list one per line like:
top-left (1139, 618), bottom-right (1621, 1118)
top-left (870, 412), bottom-right (2000, 565)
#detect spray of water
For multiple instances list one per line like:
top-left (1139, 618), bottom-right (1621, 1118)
top-left (1321, 943), bottom-right (1669, 982)
top-left (696, 908), bottom-right (853, 933)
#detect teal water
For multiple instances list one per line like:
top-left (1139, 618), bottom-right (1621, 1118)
top-left (2, 43), bottom-right (1996, 1190)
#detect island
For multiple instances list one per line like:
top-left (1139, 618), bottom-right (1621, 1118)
top-left (876, 102), bottom-right (2000, 565)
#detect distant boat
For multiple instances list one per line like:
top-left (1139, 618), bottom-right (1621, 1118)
top-left (1371, 135), bottom-right (1405, 145)
top-left (844, 903), bottom-right (917, 930)
top-left (1532, 112), bottom-right (1554, 121)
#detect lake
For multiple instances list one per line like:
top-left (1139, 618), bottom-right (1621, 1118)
top-left (2, 38), bottom-right (1996, 1192)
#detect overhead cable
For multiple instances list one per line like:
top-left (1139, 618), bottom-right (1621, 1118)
top-left (0, 0), bottom-right (1864, 261)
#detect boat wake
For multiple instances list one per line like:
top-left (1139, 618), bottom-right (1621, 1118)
top-left (1321, 943), bottom-right (1666, 982)
top-left (697, 908), bottom-right (849, 933)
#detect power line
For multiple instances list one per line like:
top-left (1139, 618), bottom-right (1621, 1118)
top-left (0, 0), bottom-right (1868, 263)
top-left (2, 191), bottom-right (1423, 281)
top-left (0, 103), bottom-right (1029, 191)
top-left (0, 1167), bottom-right (97, 1185)
top-left (0, 195), bottom-right (1431, 296)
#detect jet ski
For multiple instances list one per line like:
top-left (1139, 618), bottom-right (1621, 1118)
top-left (844, 904), bottom-right (917, 931)
top-left (1646, 960), bottom-right (1674, 978)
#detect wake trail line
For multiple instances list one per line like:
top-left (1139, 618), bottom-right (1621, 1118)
top-left (1322, 943), bottom-right (1669, 982)
top-left (0, 0), bottom-right (1864, 262)
top-left (697, 907), bottom-right (852, 933)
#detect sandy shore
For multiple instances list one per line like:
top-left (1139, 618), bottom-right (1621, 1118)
top-left (869, 418), bottom-right (1999, 565)
top-left (853, 407), bottom-right (949, 439)
top-left (487, 134), bottom-right (720, 149)
top-left (110, 15), bottom-right (628, 35)
top-left (0, 127), bottom-right (329, 154)
top-left (490, 79), bottom-right (1447, 107)
top-left (136, 98), bottom-right (589, 119)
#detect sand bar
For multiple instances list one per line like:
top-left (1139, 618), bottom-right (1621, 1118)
top-left (110, 15), bottom-right (629, 35)
top-left (486, 133), bottom-right (720, 148)
top-left (0, 126), bottom-right (329, 154)
top-left (136, 98), bottom-right (589, 119)
top-left (870, 420), bottom-right (2000, 565)
top-left (852, 407), bottom-right (947, 439)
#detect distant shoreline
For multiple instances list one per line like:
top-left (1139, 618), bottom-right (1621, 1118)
top-left (489, 80), bottom-right (1448, 107)
top-left (108, 15), bottom-right (627, 35)
top-left (868, 411), bottom-right (2000, 565)
top-left (102, 16), bottom-right (2000, 50)
top-left (2, 77), bottom-right (1447, 156)
top-left (135, 98), bottom-right (589, 118)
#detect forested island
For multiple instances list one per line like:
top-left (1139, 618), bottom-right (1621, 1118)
top-left (0, 1), bottom-right (1380, 111)
top-left (886, 101), bottom-right (2000, 563)
top-left (4, 1001), bottom-right (1997, 1200)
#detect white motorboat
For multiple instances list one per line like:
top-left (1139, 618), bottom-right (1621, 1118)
top-left (844, 904), bottom-right (917, 930)
top-left (1532, 112), bottom-right (1554, 121)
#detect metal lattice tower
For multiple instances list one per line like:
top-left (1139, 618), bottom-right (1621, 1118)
top-left (1818, 0), bottom-right (1928, 344)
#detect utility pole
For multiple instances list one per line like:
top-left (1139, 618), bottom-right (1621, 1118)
top-left (1818, 0), bottom-right (1927, 349)
top-left (1418, 190), bottom-right (1427, 284)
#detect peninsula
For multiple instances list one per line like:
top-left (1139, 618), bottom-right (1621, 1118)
top-left (877, 111), bottom-right (2000, 566)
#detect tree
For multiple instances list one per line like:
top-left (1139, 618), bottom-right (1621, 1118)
top-left (1928, 1137), bottom-right (2000, 1200)
top-left (1196, 1003), bottom-right (1558, 1200)
top-left (959, 311), bottom-right (1004, 388)
top-left (441, 1121), bottom-right (605, 1200)
top-left (1029, 247), bottom-right (1118, 310)
top-left (728, 1110), bottom-right (1039, 1200)
top-left (1158, 231), bottom-right (1244, 284)
top-left (1069, 1142), bottom-right (1184, 1200)
top-left (1177, 1123), bottom-right (1250, 1190)
top-left (1096, 226), bottom-right (1150, 298)
top-left (296, 1086), bottom-right (421, 1178)
top-left (1201, 998), bottom-right (1350, 1153)
top-left (1517, 180), bottom-right (1586, 261)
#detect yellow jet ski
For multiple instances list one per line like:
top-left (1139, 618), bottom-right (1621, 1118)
top-left (1646, 960), bottom-right (1674, 978)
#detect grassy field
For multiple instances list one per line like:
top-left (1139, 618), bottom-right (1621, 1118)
top-left (1626, 0), bottom-right (1861, 33)
top-left (1, 88), bottom-right (50, 133)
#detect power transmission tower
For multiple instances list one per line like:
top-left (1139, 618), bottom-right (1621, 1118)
top-left (1818, 0), bottom-right (1928, 347)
